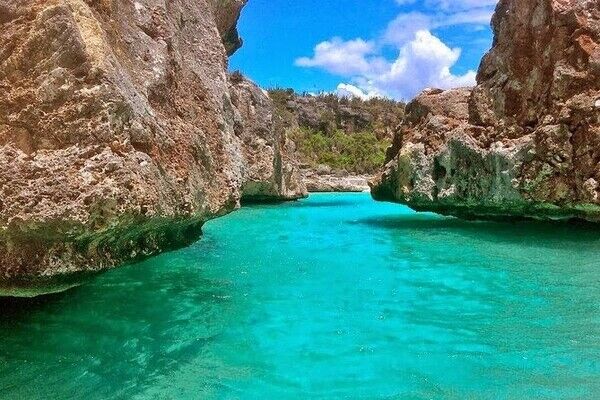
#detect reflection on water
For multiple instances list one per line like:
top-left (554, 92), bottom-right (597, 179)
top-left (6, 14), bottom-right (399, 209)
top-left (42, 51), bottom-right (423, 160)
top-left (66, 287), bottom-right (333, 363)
top-left (1, 193), bottom-right (599, 399)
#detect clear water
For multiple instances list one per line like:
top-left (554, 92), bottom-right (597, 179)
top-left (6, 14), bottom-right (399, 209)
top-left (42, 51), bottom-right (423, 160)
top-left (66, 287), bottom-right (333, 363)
top-left (1, 193), bottom-right (599, 399)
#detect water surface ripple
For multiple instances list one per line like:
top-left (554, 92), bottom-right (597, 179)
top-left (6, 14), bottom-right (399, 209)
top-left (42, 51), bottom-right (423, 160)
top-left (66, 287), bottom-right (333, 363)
top-left (1, 193), bottom-right (599, 399)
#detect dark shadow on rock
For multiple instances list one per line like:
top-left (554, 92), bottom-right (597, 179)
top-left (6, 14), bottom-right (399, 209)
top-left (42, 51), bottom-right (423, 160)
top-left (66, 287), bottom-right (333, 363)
top-left (0, 290), bottom-right (72, 324)
top-left (240, 197), bottom-right (297, 206)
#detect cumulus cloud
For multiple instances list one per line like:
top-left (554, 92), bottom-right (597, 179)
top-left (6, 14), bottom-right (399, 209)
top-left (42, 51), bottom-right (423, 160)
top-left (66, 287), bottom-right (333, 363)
top-left (395, 0), bottom-right (497, 11)
top-left (336, 83), bottom-right (379, 100)
top-left (384, 8), bottom-right (493, 46)
top-left (295, 38), bottom-right (378, 76)
top-left (298, 30), bottom-right (477, 100)
top-left (386, 0), bottom-right (495, 45)
top-left (296, 0), bottom-right (497, 101)
top-left (378, 30), bottom-right (476, 99)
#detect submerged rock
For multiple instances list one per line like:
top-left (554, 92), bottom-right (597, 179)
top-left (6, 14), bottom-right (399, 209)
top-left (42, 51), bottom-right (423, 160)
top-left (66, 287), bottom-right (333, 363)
top-left (372, 0), bottom-right (600, 222)
top-left (0, 0), bottom-right (304, 294)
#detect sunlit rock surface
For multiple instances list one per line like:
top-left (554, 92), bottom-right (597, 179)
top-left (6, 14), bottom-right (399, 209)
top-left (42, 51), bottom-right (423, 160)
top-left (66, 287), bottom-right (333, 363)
top-left (229, 75), bottom-right (307, 202)
top-left (0, 0), bottom-right (304, 293)
top-left (372, 0), bottom-right (600, 221)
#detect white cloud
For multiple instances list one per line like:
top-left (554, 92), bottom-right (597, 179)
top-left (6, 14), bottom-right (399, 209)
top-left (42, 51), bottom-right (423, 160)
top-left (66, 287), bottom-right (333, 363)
top-left (432, 0), bottom-right (498, 11)
top-left (384, 9), bottom-right (494, 46)
top-left (295, 1), bottom-right (497, 101)
top-left (296, 30), bottom-right (477, 101)
top-left (384, 12), bottom-right (432, 45)
top-left (377, 30), bottom-right (476, 100)
top-left (395, 0), bottom-right (498, 11)
top-left (336, 83), bottom-right (380, 100)
top-left (295, 38), bottom-right (380, 76)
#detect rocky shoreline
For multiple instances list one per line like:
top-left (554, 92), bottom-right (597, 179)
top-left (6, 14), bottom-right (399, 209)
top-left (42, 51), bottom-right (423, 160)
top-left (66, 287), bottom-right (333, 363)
top-left (303, 170), bottom-right (370, 193)
top-left (1, 0), bottom-right (599, 296)
top-left (372, 0), bottom-right (600, 222)
top-left (269, 88), bottom-right (402, 193)
top-left (0, 0), bottom-right (305, 294)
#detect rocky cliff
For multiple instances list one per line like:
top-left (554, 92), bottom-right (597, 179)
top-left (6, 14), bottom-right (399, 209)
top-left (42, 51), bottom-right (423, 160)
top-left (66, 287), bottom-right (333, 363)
top-left (210, 0), bottom-right (247, 56)
top-left (372, 0), bottom-right (600, 221)
top-left (229, 77), bottom-right (306, 202)
top-left (0, 0), bottom-right (305, 294)
top-left (270, 89), bottom-right (404, 143)
top-left (269, 89), bottom-right (404, 191)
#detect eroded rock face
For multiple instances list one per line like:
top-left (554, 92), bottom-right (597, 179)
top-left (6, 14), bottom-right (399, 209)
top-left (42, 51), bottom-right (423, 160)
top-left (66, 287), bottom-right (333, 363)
top-left (269, 89), bottom-right (405, 191)
top-left (210, 0), bottom-right (247, 56)
top-left (372, 0), bottom-right (600, 221)
top-left (0, 0), bottom-right (303, 291)
top-left (303, 169), bottom-right (370, 193)
top-left (229, 76), bottom-right (307, 202)
top-left (271, 89), bottom-right (404, 141)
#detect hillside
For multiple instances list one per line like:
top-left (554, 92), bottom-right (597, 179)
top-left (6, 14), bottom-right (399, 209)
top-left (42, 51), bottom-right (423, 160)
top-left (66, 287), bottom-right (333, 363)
top-left (268, 89), bottom-right (405, 191)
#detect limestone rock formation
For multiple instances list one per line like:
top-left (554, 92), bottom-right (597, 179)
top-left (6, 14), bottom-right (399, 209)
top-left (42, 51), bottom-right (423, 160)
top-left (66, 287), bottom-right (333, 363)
top-left (270, 89), bottom-right (404, 142)
top-left (303, 168), bottom-right (370, 193)
top-left (210, 0), bottom-right (247, 56)
top-left (269, 89), bottom-right (404, 191)
top-left (372, 0), bottom-right (600, 221)
top-left (0, 0), bottom-right (304, 293)
top-left (229, 75), bottom-right (307, 202)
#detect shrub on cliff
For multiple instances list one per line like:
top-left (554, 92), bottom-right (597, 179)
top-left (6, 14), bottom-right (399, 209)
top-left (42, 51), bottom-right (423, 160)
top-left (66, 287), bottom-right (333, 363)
top-left (269, 88), bottom-right (404, 174)
top-left (291, 128), bottom-right (390, 174)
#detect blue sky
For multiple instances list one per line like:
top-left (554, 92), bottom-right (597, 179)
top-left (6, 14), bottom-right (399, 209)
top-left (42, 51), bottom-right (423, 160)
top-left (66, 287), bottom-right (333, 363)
top-left (230, 0), bottom-right (497, 101)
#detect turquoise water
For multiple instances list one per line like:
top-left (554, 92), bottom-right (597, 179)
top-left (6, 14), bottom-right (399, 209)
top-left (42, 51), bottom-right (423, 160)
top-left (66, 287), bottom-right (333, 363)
top-left (1, 193), bottom-right (600, 399)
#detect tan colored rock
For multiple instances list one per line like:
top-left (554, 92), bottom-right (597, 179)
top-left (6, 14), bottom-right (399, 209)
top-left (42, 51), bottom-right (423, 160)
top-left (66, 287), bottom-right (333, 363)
top-left (210, 0), bottom-right (247, 55)
top-left (271, 89), bottom-right (405, 142)
top-left (303, 171), bottom-right (370, 193)
top-left (269, 89), bottom-right (404, 190)
top-left (229, 75), bottom-right (307, 201)
top-left (0, 0), bottom-right (303, 292)
top-left (372, 0), bottom-right (600, 221)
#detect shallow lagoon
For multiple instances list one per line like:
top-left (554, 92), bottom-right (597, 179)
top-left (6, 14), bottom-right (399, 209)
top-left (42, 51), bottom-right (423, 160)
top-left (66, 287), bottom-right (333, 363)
top-left (1, 193), bottom-right (599, 399)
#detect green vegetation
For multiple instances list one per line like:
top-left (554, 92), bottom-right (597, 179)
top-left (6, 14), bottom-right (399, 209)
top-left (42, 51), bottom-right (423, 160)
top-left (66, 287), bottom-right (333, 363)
top-left (291, 127), bottom-right (390, 174)
top-left (269, 88), bottom-right (404, 174)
